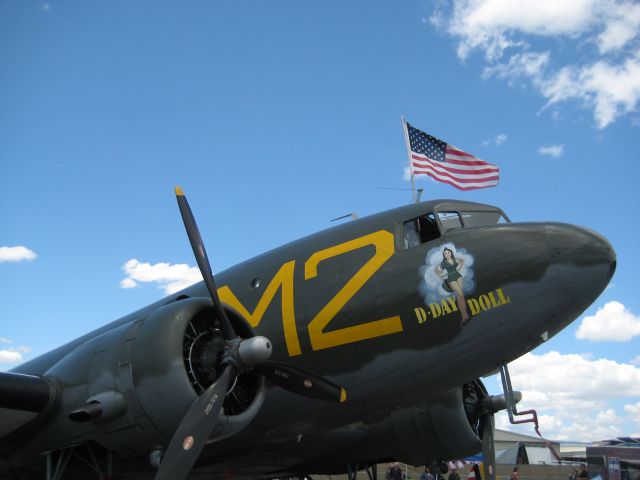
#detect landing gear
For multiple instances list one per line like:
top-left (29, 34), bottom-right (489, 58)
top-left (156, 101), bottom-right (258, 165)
top-left (346, 461), bottom-right (378, 480)
top-left (43, 443), bottom-right (113, 480)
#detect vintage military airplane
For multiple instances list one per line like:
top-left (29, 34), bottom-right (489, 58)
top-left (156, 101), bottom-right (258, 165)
top-left (0, 188), bottom-right (616, 480)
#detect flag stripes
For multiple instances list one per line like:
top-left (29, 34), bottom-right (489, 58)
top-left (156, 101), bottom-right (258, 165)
top-left (405, 122), bottom-right (499, 191)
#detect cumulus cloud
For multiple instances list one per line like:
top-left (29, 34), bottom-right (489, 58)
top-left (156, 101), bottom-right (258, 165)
top-left (0, 350), bottom-right (23, 364)
top-left (538, 55), bottom-right (640, 128)
top-left (625, 401), bottom-right (640, 428)
top-left (508, 351), bottom-right (640, 405)
top-left (537, 144), bottom-right (564, 158)
top-left (596, 1), bottom-right (640, 53)
top-left (0, 246), bottom-right (37, 263)
top-left (0, 341), bottom-right (31, 365)
top-left (433, 0), bottom-right (640, 127)
top-left (120, 258), bottom-right (202, 295)
top-left (576, 301), bottom-right (640, 342)
top-left (492, 350), bottom-right (640, 441)
top-left (631, 355), bottom-right (640, 366)
top-left (495, 408), bottom-right (624, 442)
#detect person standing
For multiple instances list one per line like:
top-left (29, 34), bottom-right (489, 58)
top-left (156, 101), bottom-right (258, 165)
top-left (579, 465), bottom-right (590, 480)
top-left (387, 463), bottom-right (403, 480)
top-left (511, 467), bottom-right (520, 480)
top-left (420, 466), bottom-right (435, 480)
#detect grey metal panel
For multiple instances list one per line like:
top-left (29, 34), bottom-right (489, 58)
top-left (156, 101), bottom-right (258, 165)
top-left (0, 409), bottom-right (38, 439)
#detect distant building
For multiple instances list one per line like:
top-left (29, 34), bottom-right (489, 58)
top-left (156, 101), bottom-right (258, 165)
top-left (494, 429), bottom-right (561, 465)
top-left (586, 438), bottom-right (640, 480)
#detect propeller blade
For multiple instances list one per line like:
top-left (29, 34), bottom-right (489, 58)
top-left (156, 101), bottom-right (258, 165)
top-left (254, 361), bottom-right (346, 403)
top-left (480, 413), bottom-right (496, 480)
top-left (175, 187), bottom-right (235, 340)
top-left (155, 364), bottom-right (235, 480)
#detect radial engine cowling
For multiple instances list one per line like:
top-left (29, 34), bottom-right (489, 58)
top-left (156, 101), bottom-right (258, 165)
top-left (297, 382), bottom-right (487, 474)
top-left (130, 297), bottom-right (265, 443)
top-left (385, 386), bottom-right (482, 465)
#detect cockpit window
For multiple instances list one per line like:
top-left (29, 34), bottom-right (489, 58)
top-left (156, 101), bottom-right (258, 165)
top-left (403, 209), bottom-right (508, 248)
top-left (461, 211), bottom-right (509, 227)
top-left (437, 212), bottom-right (462, 231)
top-left (402, 213), bottom-right (439, 249)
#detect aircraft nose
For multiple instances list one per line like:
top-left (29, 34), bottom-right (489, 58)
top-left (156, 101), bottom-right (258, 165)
top-left (546, 224), bottom-right (616, 310)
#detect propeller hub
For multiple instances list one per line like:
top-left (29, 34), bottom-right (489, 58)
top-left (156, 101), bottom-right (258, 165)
top-left (238, 336), bottom-right (273, 367)
top-left (483, 391), bottom-right (522, 414)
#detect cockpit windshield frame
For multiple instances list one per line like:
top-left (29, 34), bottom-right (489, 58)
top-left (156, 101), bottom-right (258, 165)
top-left (400, 202), bottom-right (510, 250)
top-left (432, 206), bottom-right (510, 232)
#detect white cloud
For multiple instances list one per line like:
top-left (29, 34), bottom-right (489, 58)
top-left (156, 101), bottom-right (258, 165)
top-left (576, 301), bottom-right (640, 342)
top-left (0, 344), bottom-right (29, 365)
top-left (42, 2), bottom-right (50, 12)
top-left (120, 258), bottom-right (202, 295)
top-left (495, 406), bottom-right (625, 443)
top-left (447, 0), bottom-right (598, 61)
top-left (537, 144), bottom-right (564, 158)
top-left (492, 350), bottom-right (640, 441)
top-left (483, 133), bottom-right (508, 146)
top-left (596, 2), bottom-right (640, 53)
top-left (507, 351), bottom-right (640, 406)
top-left (435, 0), bottom-right (640, 127)
top-left (428, 11), bottom-right (445, 29)
top-left (0, 246), bottom-right (37, 263)
top-left (0, 350), bottom-right (23, 364)
top-left (538, 54), bottom-right (640, 128)
top-left (625, 401), bottom-right (640, 428)
top-left (483, 51), bottom-right (551, 83)
top-left (120, 277), bottom-right (137, 289)
top-left (631, 355), bottom-right (640, 366)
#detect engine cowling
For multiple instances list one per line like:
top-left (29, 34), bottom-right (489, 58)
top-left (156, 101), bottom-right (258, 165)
top-left (296, 381), bottom-right (487, 474)
top-left (372, 385), bottom-right (482, 465)
top-left (33, 296), bottom-right (265, 460)
top-left (130, 296), bottom-right (266, 444)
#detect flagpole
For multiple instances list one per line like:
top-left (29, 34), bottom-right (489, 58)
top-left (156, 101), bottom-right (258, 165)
top-left (401, 116), bottom-right (417, 203)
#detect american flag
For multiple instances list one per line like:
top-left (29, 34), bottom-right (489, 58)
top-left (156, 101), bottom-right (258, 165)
top-left (405, 122), bottom-right (499, 191)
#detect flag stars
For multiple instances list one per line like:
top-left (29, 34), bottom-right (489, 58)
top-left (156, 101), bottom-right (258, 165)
top-left (407, 124), bottom-right (447, 163)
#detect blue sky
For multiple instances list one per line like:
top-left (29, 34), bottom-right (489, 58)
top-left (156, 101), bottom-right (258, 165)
top-left (1, 1), bottom-right (639, 442)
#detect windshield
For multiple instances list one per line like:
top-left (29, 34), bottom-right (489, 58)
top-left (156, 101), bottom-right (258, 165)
top-left (460, 211), bottom-right (509, 227)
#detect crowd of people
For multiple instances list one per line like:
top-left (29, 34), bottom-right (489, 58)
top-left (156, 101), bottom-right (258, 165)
top-left (385, 462), bottom-right (593, 480)
top-left (385, 463), bottom-right (465, 480)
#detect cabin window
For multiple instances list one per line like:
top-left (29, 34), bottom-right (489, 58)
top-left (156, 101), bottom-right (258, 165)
top-left (402, 213), bottom-right (439, 249)
top-left (437, 211), bottom-right (462, 231)
top-left (461, 211), bottom-right (509, 227)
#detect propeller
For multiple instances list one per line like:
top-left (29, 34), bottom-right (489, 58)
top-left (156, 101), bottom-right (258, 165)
top-left (155, 364), bottom-right (236, 480)
top-left (254, 361), bottom-right (347, 403)
top-left (175, 186), bottom-right (235, 340)
top-left (479, 391), bottom-right (522, 480)
top-left (154, 187), bottom-right (346, 480)
top-left (479, 412), bottom-right (495, 480)
top-left (464, 381), bottom-right (522, 480)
